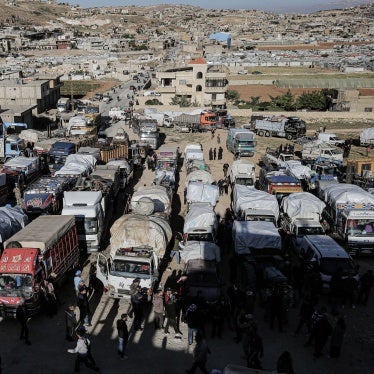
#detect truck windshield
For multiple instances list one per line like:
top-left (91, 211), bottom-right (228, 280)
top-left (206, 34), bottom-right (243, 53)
top-left (238, 141), bottom-right (254, 146)
top-left (110, 260), bottom-right (150, 279)
top-left (246, 216), bottom-right (276, 225)
top-left (298, 226), bottom-right (325, 235)
top-left (75, 217), bottom-right (99, 235)
top-left (346, 219), bottom-right (374, 236)
top-left (0, 274), bottom-right (33, 296)
top-left (319, 258), bottom-right (355, 276)
top-left (187, 233), bottom-right (214, 242)
top-left (236, 177), bottom-right (254, 186)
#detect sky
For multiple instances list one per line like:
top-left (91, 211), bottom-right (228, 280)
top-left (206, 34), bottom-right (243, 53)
top-left (66, 0), bottom-right (372, 13)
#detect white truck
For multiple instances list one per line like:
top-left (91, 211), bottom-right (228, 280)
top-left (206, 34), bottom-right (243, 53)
top-left (360, 127), bottom-right (374, 147)
top-left (233, 220), bottom-right (282, 256)
top-left (280, 192), bottom-right (326, 237)
top-left (284, 160), bottom-right (315, 190)
top-left (317, 132), bottom-right (345, 146)
top-left (186, 181), bottom-right (219, 208)
top-left (54, 154), bottom-right (96, 178)
top-left (96, 214), bottom-right (172, 298)
top-left (302, 142), bottom-right (343, 165)
top-left (322, 184), bottom-right (374, 255)
top-left (109, 107), bottom-right (132, 121)
top-left (263, 147), bottom-right (294, 169)
top-left (184, 144), bottom-right (204, 165)
top-left (229, 160), bottom-right (256, 187)
top-left (57, 97), bottom-right (71, 113)
top-left (181, 203), bottom-right (218, 245)
top-left (185, 169), bottom-right (214, 188)
top-left (61, 191), bottom-right (105, 253)
top-left (232, 185), bottom-right (279, 224)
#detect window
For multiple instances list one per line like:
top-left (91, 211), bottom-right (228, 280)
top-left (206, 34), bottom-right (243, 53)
top-left (196, 85), bottom-right (202, 92)
top-left (196, 72), bottom-right (203, 79)
top-left (364, 107), bottom-right (372, 112)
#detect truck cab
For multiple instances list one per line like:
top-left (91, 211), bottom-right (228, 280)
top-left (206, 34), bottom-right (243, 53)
top-left (96, 247), bottom-right (159, 299)
top-left (48, 141), bottom-right (76, 169)
top-left (229, 160), bottom-right (256, 187)
top-left (242, 208), bottom-right (277, 225)
top-left (226, 128), bottom-right (256, 157)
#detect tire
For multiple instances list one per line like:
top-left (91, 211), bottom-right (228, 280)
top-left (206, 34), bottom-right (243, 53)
top-left (258, 130), bottom-right (264, 137)
top-left (286, 133), bottom-right (293, 140)
top-left (265, 131), bottom-right (270, 137)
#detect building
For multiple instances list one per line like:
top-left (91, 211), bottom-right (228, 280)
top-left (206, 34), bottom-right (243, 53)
top-left (334, 89), bottom-right (374, 113)
top-left (156, 57), bottom-right (228, 107)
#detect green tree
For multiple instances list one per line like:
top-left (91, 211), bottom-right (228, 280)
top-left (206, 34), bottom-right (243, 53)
top-left (226, 90), bottom-right (240, 103)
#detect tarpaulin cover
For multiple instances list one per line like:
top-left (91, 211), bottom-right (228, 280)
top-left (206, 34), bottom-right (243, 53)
top-left (0, 206), bottom-right (28, 243)
top-left (281, 192), bottom-right (326, 220)
top-left (285, 160), bottom-right (312, 180)
top-left (181, 241), bottom-right (221, 263)
top-left (185, 149), bottom-right (204, 163)
top-left (232, 220), bottom-right (281, 254)
top-left (184, 204), bottom-right (218, 233)
top-left (55, 154), bottom-right (96, 177)
top-left (232, 185), bottom-right (279, 221)
top-left (131, 185), bottom-right (172, 216)
top-left (323, 183), bottom-right (364, 205)
top-left (110, 214), bottom-right (171, 258)
top-left (360, 127), bottom-right (374, 144)
top-left (186, 182), bottom-right (219, 207)
top-left (230, 160), bottom-right (255, 178)
top-left (4, 215), bottom-right (75, 253)
top-left (185, 169), bottom-right (214, 188)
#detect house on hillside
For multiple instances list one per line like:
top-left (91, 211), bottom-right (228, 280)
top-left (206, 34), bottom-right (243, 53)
top-left (156, 57), bottom-right (228, 108)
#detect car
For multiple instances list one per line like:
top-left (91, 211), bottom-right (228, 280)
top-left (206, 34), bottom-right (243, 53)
top-left (238, 70), bottom-right (248, 75)
top-left (252, 71), bottom-right (263, 75)
top-left (102, 95), bottom-right (112, 103)
top-left (94, 93), bottom-right (103, 101)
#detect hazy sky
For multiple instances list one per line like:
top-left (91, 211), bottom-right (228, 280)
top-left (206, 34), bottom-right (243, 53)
top-left (66, 0), bottom-right (372, 13)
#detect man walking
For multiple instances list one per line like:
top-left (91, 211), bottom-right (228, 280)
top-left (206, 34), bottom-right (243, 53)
top-left (186, 333), bottom-right (210, 374)
top-left (132, 286), bottom-right (145, 331)
top-left (213, 148), bottom-right (217, 160)
top-left (116, 314), bottom-right (129, 360)
top-left (164, 291), bottom-right (182, 338)
top-left (152, 289), bottom-right (164, 330)
top-left (77, 284), bottom-right (91, 327)
top-left (16, 301), bottom-right (31, 346)
top-left (74, 270), bottom-right (83, 294)
top-left (67, 327), bottom-right (99, 372)
top-left (208, 148), bottom-right (213, 161)
top-left (65, 304), bottom-right (78, 341)
top-left (185, 304), bottom-right (201, 345)
top-left (223, 163), bottom-right (229, 178)
top-left (218, 146), bottom-right (223, 160)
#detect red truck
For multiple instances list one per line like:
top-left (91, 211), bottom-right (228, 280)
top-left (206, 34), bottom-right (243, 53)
top-left (0, 215), bottom-right (79, 318)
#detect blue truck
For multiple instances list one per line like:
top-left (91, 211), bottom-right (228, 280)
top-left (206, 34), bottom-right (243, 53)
top-left (0, 122), bottom-right (28, 162)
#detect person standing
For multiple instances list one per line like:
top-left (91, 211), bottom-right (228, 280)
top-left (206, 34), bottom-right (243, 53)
top-left (65, 304), bottom-right (78, 341)
top-left (223, 163), bottom-right (229, 178)
top-left (77, 285), bottom-right (91, 327)
top-left (313, 309), bottom-right (332, 358)
top-left (186, 333), bottom-right (210, 374)
top-left (164, 292), bottom-right (181, 338)
top-left (218, 146), bottom-right (223, 160)
top-left (247, 332), bottom-right (264, 370)
top-left (357, 269), bottom-right (374, 306)
top-left (208, 148), bottom-right (213, 161)
top-left (217, 134), bottom-right (221, 144)
top-left (67, 327), bottom-right (99, 372)
top-left (213, 148), bottom-right (217, 160)
top-left (152, 289), bottom-right (165, 330)
top-left (185, 304), bottom-right (201, 345)
top-left (294, 295), bottom-right (314, 335)
top-left (132, 286), bottom-right (145, 331)
top-left (74, 270), bottom-right (83, 294)
top-left (329, 317), bottom-right (346, 358)
top-left (276, 351), bottom-right (294, 374)
top-left (116, 314), bottom-right (129, 360)
top-left (16, 301), bottom-right (31, 346)
top-left (128, 278), bottom-right (141, 317)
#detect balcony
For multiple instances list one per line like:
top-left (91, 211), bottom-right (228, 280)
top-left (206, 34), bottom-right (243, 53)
top-left (205, 72), bottom-right (227, 79)
top-left (205, 86), bottom-right (227, 93)
top-left (158, 86), bottom-right (176, 93)
top-left (157, 72), bottom-right (176, 79)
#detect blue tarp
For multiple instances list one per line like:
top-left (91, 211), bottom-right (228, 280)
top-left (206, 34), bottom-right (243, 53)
top-left (209, 32), bottom-right (231, 48)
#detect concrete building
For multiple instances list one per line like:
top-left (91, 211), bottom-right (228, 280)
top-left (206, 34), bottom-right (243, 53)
top-left (156, 57), bottom-right (228, 107)
top-left (334, 89), bottom-right (374, 113)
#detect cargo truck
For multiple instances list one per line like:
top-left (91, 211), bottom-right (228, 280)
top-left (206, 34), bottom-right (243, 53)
top-left (0, 215), bottom-right (79, 318)
top-left (226, 128), bottom-right (256, 157)
top-left (0, 122), bottom-right (28, 162)
top-left (229, 159), bottom-right (256, 187)
top-left (163, 111), bottom-right (218, 132)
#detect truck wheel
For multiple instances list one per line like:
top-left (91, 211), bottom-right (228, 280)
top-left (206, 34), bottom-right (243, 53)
top-left (258, 130), bottom-right (264, 137)
top-left (265, 131), bottom-right (270, 137)
top-left (286, 134), bottom-right (293, 140)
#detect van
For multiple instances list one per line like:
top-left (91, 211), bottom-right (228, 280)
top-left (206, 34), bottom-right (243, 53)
top-left (318, 133), bottom-right (345, 146)
top-left (295, 235), bottom-right (358, 289)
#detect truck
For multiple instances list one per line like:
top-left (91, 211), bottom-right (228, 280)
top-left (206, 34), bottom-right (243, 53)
top-left (0, 172), bottom-right (8, 206)
top-left (2, 157), bottom-right (41, 191)
top-left (106, 159), bottom-right (134, 189)
top-left (154, 145), bottom-right (179, 189)
top-left (68, 115), bottom-right (98, 136)
top-left (310, 161), bottom-right (340, 199)
top-left (163, 111), bottom-right (217, 132)
top-left (0, 206), bottom-right (28, 253)
top-left (96, 214), bottom-right (172, 298)
top-left (182, 203), bottom-right (218, 245)
top-left (262, 147), bottom-right (295, 170)
top-left (232, 185), bottom-right (279, 224)
top-left (322, 183), bottom-right (374, 255)
top-left (22, 176), bottom-right (76, 216)
top-left (346, 158), bottom-right (374, 190)
top-left (48, 141), bottom-right (76, 169)
top-left (0, 215), bottom-right (79, 318)
top-left (233, 220), bottom-right (282, 256)
top-left (280, 192), bottom-right (326, 238)
top-left (109, 107), bottom-right (132, 121)
top-left (229, 159), bottom-right (256, 187)
top-left (360, 127), bottom-right (374, 147)
top-left (56, 97), bottom-right (71, 113)
top-left (132, 115), bottom-right (160, 150)
top-left (226, 128), bottom-right (256, 157)
top-left (317, 132), bottom-right (345, 147)
top-left (251, 115), bottom-right (306, 140)
top-left (61, 191), bottom-right (105, 253)
top-left (54, 154), bottom-right (96, 178)
top-left (284, 160), bottom-right (315, 190)
top-left (302, 142), bottom-right (343, 165)
top-left (185, 169), bottom-right (214, 188)
top-left (186, 181), bottom-right (219, 208)
top-left (258, 169), bottom-right (303, 202)
top-left (0, 122), bottom-right (28, 162)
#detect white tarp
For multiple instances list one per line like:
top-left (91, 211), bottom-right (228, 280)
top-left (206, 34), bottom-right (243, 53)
top-left (186, 182), bottom-right (219, 207)
top-left (110, 214), bottom-right (171, 258)
top-left (65, 154), bottom-right (97, 169)
top-left (230, 160), bottom-right (255, 178)
top-left (106, 159), bottom-right (131, 174)
top-left (181, 241), bottom-right (221, 263)
top-left (184, 204), bottom-right (218, 234)
top-left (233, 221), bottom-right (282, 254)
top-left (19, 129), bottom-right (45, 144)
top-left (281, 192), bottom-right (326, 221)
top-left (185, 170), bottom-right (214, 188)
top-left (55, 154), bottom-right (96, 177)
top-left (131, 185), bottom-right (172, 216)
top-left (184, 143), bottom-right (202, 156)
top-left (329, 189), bottom-right (374, 208)
top-left (0, 206), bottom-right (28, 243)
top-left (185, 149), bottom-right (204, 162)
top-left (232, 185), bottom-right (279, 221)
top-left (360, 127), bottom-right (374, 144)
top-left (285, 160), bottom-right (312, 180)
top-left (4, 156), bottom-right (39, 171)
top-left (323, 183), bottom-right (364, 205)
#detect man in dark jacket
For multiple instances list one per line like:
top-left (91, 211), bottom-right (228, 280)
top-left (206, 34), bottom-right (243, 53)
top-left (65, 304), bottom-right (78, 341)
top-left (77, 285), bottom-right (91, 327)
top-left (131, 286), bottom-right (144, 331)
top-left (313, 309), bottom-right (332, 358)
top-left (164, 292), bottom-right (181, 338)
top-left (185, 304), bottom-right (201, 345)
top-left (16, 301), bottom-right (31, 345)
top-left (116, 314), bottom-right (129, 359)
top-left (357, 269), bottom-right (374, 306)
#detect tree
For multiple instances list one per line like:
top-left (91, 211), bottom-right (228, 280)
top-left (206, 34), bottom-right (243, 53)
top-left (226, 90), bottom-right (240, 103)
top-left (170, 95), bottom-right (191, 107)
